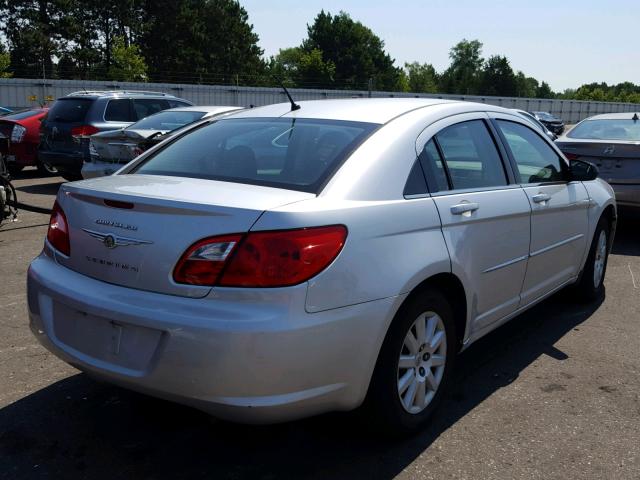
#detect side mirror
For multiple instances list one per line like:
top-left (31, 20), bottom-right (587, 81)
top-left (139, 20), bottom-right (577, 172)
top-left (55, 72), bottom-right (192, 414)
top-left (570, 159), bottom-right (599, 181)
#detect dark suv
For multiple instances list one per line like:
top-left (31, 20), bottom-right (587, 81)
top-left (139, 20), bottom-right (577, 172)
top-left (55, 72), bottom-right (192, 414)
top-left (530, 111), bottom-right (565, 135)
top-left (39, 91), bottom-right (192, 180)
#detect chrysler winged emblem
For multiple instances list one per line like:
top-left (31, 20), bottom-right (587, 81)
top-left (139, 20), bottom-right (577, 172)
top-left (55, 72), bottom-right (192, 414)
top-left (603, 145), bottom-right (616, 155)
top-left (83, 229), bottom-right (153, 249)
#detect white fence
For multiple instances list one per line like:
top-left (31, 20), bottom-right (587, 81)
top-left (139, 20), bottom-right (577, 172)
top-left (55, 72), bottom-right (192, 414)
top-left (1, 78), bottom-right (638, 124)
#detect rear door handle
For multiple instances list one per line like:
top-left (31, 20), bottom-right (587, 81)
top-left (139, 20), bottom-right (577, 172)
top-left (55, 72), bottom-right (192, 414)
top-left (450, 202), bottom-right (479, 215)
top-left (532, 193), bottom-right (551, 204)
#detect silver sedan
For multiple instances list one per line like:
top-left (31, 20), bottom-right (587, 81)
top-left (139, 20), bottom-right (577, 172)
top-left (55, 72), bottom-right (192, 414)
top-left (28, 98), bottom-right (616, 434)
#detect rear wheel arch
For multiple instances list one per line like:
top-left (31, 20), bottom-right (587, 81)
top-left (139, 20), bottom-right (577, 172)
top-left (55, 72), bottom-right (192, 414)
top-left (395, 273), bottom-right (468, 351)
top-left (601, 204), bottom-right (616, 246)
top-left (361, 273), bottom-right (466, 433)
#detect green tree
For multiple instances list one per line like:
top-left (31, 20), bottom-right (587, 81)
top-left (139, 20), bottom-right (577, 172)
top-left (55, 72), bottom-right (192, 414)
top-left (478, 55), bottom-right (517, 96)
top-left (266, 47), bottom-right (335, 87)
top-left (60, 0), bottom-right (145, 78)
top-left (440, 39), bottom-right (484, 95)
top-left (301, 10), bottom-right (403, 90)
top-left (0, 43), bottom-right (11, 78)
top-left (404, 62), bottom-right (438, 93)
top-left (536, 81), bottom-right (555, 99)
top-left (108, 35), bottom-right (147, 81)
top-left (514, 71), bottom-right (539, 97)
top-left (0, 0), bottom-right (70, 78)
top-left (141, 0), bottom-right (264, 84)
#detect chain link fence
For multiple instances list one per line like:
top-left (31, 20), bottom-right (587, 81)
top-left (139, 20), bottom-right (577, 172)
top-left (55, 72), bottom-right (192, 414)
top-left (1, 78), bottom-right (638, 124)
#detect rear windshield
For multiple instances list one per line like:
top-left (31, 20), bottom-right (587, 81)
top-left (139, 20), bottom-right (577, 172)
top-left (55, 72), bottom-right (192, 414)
top-left (568, 119), bottom-right (640, 141)
top-left (48, 98), bottom-right (93, 122)
top-left (2, 109), bottom-right (45, 121)
top-left (128, 110), bottom-right (205, 132)
top-left (130, 118), bottom-right (377, 193)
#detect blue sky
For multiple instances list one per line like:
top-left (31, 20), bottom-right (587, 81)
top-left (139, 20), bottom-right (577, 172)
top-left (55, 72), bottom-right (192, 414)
top-left (240, 0), bottom-right (639, 91)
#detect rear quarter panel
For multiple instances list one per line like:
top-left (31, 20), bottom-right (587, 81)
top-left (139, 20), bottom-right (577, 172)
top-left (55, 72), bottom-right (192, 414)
top-left (580, 178), bottom-right (617, 268)
top-left (253, 197), bottom-right (450, 313)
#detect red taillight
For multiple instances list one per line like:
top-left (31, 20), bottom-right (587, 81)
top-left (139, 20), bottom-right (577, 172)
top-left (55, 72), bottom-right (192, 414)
top-left (173, 226), bottom-right (348, 287)
top-left (47, 201), bottom-right (70, 256)
top-left (173, 234), bottom-right (243, 286)
top-left (71, 125), bottom-right (100, 139)
top-left (564, 152), bottom-right (579, 161)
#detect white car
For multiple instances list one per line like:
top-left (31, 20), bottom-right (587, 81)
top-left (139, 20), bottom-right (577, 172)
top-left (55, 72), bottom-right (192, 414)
top-left (29, 98), bottom-right (615, 433)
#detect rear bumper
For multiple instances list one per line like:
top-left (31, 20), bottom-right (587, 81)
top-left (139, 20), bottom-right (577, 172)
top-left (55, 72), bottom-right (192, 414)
top-left (2, 143), bottom-right (39, 167)
top-left (81, 160), bottom-right (125, 179)
top-left (611, 184), bottom-right (640, 208)
top-left (27, 252), bottom-right (401, 423)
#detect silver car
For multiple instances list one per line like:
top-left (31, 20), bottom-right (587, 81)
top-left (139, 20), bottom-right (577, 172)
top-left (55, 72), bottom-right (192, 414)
top-left (28, 99), bottom-right (616, 433)
top-left (82, 106), bottom-right (243, 179)
top-left (556, 112), bottom-right (640, 209)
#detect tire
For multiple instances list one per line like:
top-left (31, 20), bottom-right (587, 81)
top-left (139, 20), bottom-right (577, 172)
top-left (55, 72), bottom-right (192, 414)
top-left (362, 287), bottom-right (457, 435)
top-left (573, 217), bottom-right (610, 302)
top-left (37, 160), bottom-right (58, 176)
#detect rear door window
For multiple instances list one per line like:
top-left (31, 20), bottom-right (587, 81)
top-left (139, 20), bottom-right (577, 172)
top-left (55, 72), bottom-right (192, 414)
top-left (418, 139), bottom-right (449, 193)
top-left (48, 98), bottom-right (93, 123)
top-left (403, 160), bottom-right (428, 196)
top-left (497, 120), bottom-right (565, 183)
top-left (131, 118), bottom-right (377, 193)
top-left (105, 99), bottom-right (134, 122)
top-left (434, 120), bottom-right (508, 190)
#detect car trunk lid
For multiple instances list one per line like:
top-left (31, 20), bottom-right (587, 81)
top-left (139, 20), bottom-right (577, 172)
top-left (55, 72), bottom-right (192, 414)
top-left (55, 175), bottom-right (314, 297)
top-left (91, 129), bottom-right (167, 164)
top-left (558, 141), bottom-right (640, 183)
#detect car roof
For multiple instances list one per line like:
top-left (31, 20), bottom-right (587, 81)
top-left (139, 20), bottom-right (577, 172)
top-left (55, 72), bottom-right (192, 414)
top-left (583, 112), bottom-right (640, 120)
top-left (229, 98), bottom-right (482, 124)
top-left (61, 90), bottom-right (186, 100)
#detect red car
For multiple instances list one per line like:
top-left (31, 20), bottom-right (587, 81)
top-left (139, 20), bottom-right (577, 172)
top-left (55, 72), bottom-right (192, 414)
top-left (0, 108), bottom-right (55, 175)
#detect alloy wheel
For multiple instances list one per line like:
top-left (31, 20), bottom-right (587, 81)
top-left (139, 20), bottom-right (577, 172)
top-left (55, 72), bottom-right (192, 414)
top-left (397, 311), bottom-right (447, 414)
top-left (593, 230), bottom-right (607, 289)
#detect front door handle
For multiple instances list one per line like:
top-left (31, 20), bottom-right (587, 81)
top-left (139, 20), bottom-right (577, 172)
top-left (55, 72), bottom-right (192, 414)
top-left (451, 202), bottom-right (479, 215)
top-left (532, 193), bottom-right (551, 204)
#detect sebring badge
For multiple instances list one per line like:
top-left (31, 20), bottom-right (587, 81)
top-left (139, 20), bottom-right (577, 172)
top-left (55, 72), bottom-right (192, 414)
top-left (82, 229), bottom-right (152, 249)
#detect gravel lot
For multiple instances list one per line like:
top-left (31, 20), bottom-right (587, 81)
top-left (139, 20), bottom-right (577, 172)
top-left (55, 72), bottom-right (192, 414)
top-left (1, 169), bottom-right (639, 480)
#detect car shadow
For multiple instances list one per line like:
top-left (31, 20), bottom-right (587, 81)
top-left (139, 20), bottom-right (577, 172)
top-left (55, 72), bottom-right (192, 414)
top-left (8, 167), bottom-right (60, 181)
top-left (0, 293), bottom-right (602, 480)
top-left (611, 210), bottom-right (640, 256)
top-left (15, 181), bottom-right (63, 196)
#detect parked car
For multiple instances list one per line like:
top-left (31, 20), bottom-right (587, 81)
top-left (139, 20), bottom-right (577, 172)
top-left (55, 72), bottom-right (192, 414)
top-left (0, 107), bottom-right (53, 175)
top-left (82, 105), bottom-right (243, 179)
top-left (39, 90), bottom-right (192, 181)
top-left (531, 111), bottom-right (565, 135)
top-left (28, 99), bottom-right (615, 434)
top-left (0, 107), bottom-right (13, 116)
top-left (556, 112), bottom-right (640, 209)
top-left (512, 109), bottom-right (557, 141)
